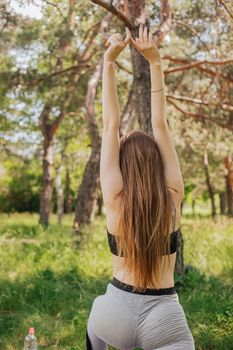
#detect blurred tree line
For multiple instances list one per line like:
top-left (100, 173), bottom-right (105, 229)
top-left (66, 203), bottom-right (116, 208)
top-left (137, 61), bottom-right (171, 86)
top-left (0, 0), bottom-right (232, 229)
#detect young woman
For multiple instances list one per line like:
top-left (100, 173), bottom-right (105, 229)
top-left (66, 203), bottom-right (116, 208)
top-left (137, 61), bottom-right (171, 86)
top-left (86, 25), bottom-right (195, 350)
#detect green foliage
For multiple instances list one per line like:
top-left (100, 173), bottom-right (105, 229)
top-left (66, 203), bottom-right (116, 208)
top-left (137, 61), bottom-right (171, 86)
top-left (0, 158), bottom-right (41, 213)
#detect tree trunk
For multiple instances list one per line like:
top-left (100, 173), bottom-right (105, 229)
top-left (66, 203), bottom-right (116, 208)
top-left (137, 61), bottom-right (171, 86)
top-left (64, 167), bottom-right (73, 213)
top-left (97, 190), bottom-right (103, 216)
top-left (73, 59), bottom-right (103, 240)
top-left (39, 136), bottom-right (54, 227)
top-left (175, 230), bottom-right (184, 275)
top-left (119, 84), bottom-right (137, 137)
top-left (204, 149), bottom-right (216, 218)
top-left (219, 191), bottom-right (227, 215)
top-left (191, 199), bottom-right (196, 216)
top-left (56, 161), bottom-right (64, 225)
top-left (38, 1), bottom-right (77, 226)
top-left (73, 149), bottom-right (100, 241)
top-left (224, 155), bottom-right (233, 217)
top-left (130, 52), bottom-right (152, 134)
top-left (72, 13), bottom-right (118, 239)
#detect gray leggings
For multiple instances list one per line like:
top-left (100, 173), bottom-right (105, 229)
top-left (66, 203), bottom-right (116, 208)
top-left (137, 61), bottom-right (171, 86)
top-left (86, 278), bottom-right (195, 350)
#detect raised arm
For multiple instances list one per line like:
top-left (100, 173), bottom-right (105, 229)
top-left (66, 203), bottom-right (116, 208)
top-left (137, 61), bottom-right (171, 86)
top-left (100, 32), bottom-right (130, 209)
top-left (150, 60), bottom-right (184, 198)
top-left (102, 31), bottom-right (130, 128)
top-left (129, 25), bottom-right (184, 199)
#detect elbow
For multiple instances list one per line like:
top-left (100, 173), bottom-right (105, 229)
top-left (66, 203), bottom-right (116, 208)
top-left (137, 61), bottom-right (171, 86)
top-left (180, 188), bottom-right (185, 200)
top-left (178, 185), bottom-right (185, 201)
top-left (169, 184), bottom-right (185, 201)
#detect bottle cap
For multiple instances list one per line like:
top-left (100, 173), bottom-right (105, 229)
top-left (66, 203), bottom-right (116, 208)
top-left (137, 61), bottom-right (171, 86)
top-left (29, 327), bottom-right (35, 335)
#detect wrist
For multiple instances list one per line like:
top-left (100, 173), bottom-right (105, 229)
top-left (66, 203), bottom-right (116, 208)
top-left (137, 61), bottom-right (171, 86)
top-left (149, 58), bottom-right (162, 66)
top-left (103, 55), bottom-right (116, 65)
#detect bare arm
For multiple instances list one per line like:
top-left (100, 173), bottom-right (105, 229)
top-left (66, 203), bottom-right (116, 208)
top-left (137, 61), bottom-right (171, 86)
top-left (102, 60), bottom-right (120, 129)
top-left (150, 60), bottom-right (184, 197)
top-left (129, 24), bottom-right (184, 197)
top-left (150, 60), bottom-right (166, 127)
top-left (100, 59), bottom-right (123, 208)
top-left (100, 33), bottom-right (131, 208)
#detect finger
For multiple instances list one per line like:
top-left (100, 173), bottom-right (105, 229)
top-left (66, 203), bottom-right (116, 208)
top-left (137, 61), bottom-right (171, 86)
top-left (111, 33), bottom-right (124, 45)
top-left (125, 27), bottom-right (131, 36)
top-left (114, 34), bottom-right (126, 47)
top-left (130, 36), bottom-right (140, 50)
top-left (113, 33), bottom-right (123, 41)
top-left (148, 30), bottom-right (153, 42)
top-left (106, 33), bottom-right (122, 44)
top-left (124, 28), bottom-right (131, 45)
top-left (124, 36), bottom-right (131, 46)
top-left (105, 34), bottom-right (113, 46)
top-left (105, 36), bottom-right (118, 47)
top-left (139, 23), bottom-right (144, 42)
top-left (111, 37), bottom-right (119, 45)
top-left (143, 25), bottom-right (148, 42)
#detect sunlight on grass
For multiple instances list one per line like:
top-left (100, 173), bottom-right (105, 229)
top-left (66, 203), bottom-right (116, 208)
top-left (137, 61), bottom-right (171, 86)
top-left (182, 215), bottom-right (233, 284)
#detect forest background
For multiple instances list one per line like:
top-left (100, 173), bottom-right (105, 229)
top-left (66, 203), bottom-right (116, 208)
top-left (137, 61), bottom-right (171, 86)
top-left (0, 0), bottom-right (232, 349)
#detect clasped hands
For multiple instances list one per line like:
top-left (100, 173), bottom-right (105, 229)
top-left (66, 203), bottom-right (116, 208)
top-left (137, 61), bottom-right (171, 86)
top-left (104, 24), bottom-right (161, 65)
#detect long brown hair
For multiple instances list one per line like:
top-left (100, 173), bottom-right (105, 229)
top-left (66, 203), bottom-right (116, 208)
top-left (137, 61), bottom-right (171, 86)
top-left (115, 129), bottom-right (175, 292)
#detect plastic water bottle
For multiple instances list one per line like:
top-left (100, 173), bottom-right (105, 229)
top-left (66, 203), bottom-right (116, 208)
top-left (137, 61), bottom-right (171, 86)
top-left (23, 327), bottom-right (38, 350)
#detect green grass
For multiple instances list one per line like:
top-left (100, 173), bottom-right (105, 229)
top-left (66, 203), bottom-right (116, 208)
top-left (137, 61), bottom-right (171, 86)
top-left (0, 208), bottom-right (232, 349)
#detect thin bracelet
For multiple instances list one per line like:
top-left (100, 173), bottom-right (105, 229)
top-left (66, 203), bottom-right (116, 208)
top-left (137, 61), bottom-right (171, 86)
top-left (151, 87), bottom-right (165, 93)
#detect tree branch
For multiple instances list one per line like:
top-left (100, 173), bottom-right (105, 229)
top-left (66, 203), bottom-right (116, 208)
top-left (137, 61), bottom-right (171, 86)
top-left (167, 98), bottom-right (233, 131)
top-left (115, 61), bottom-right (132, 75)
top-left (218, 0), bottom-right (233, 19)
top-left (163, 56), bottom-right (233, 83)
top-left (166, 94), bottom-right (233, 112)
top-left (91, 0), bottom-right (133, 28)
top-left (163, 55), bottom-right (233, 66)
top-left (154, 0), bottom-right (173, 48)
top-left (43, 0), bottom-right (65, 18)
top-left (172, 18), bottom-right (209, 49)
top-left (40, 62), bottom-right (91, 81)
top-left (39, 104), bottom-right (51, 137)
top-left (78, 19), bottom-right (103, 52)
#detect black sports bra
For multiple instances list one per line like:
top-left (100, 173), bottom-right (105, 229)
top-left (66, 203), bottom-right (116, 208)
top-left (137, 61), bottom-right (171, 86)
top-left (107, 204), bottom-right (180, 257)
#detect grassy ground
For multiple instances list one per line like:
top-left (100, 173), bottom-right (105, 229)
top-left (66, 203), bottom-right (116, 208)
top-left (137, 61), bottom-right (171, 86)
top-left (0, 205), bottom-right (232, 350)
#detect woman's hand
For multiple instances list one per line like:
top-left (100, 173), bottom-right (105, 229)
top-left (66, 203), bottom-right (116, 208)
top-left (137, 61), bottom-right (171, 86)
top-left (104, 30), bottom-right (131, 63)
top-left (127, 24), bottom-right (161, 64)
